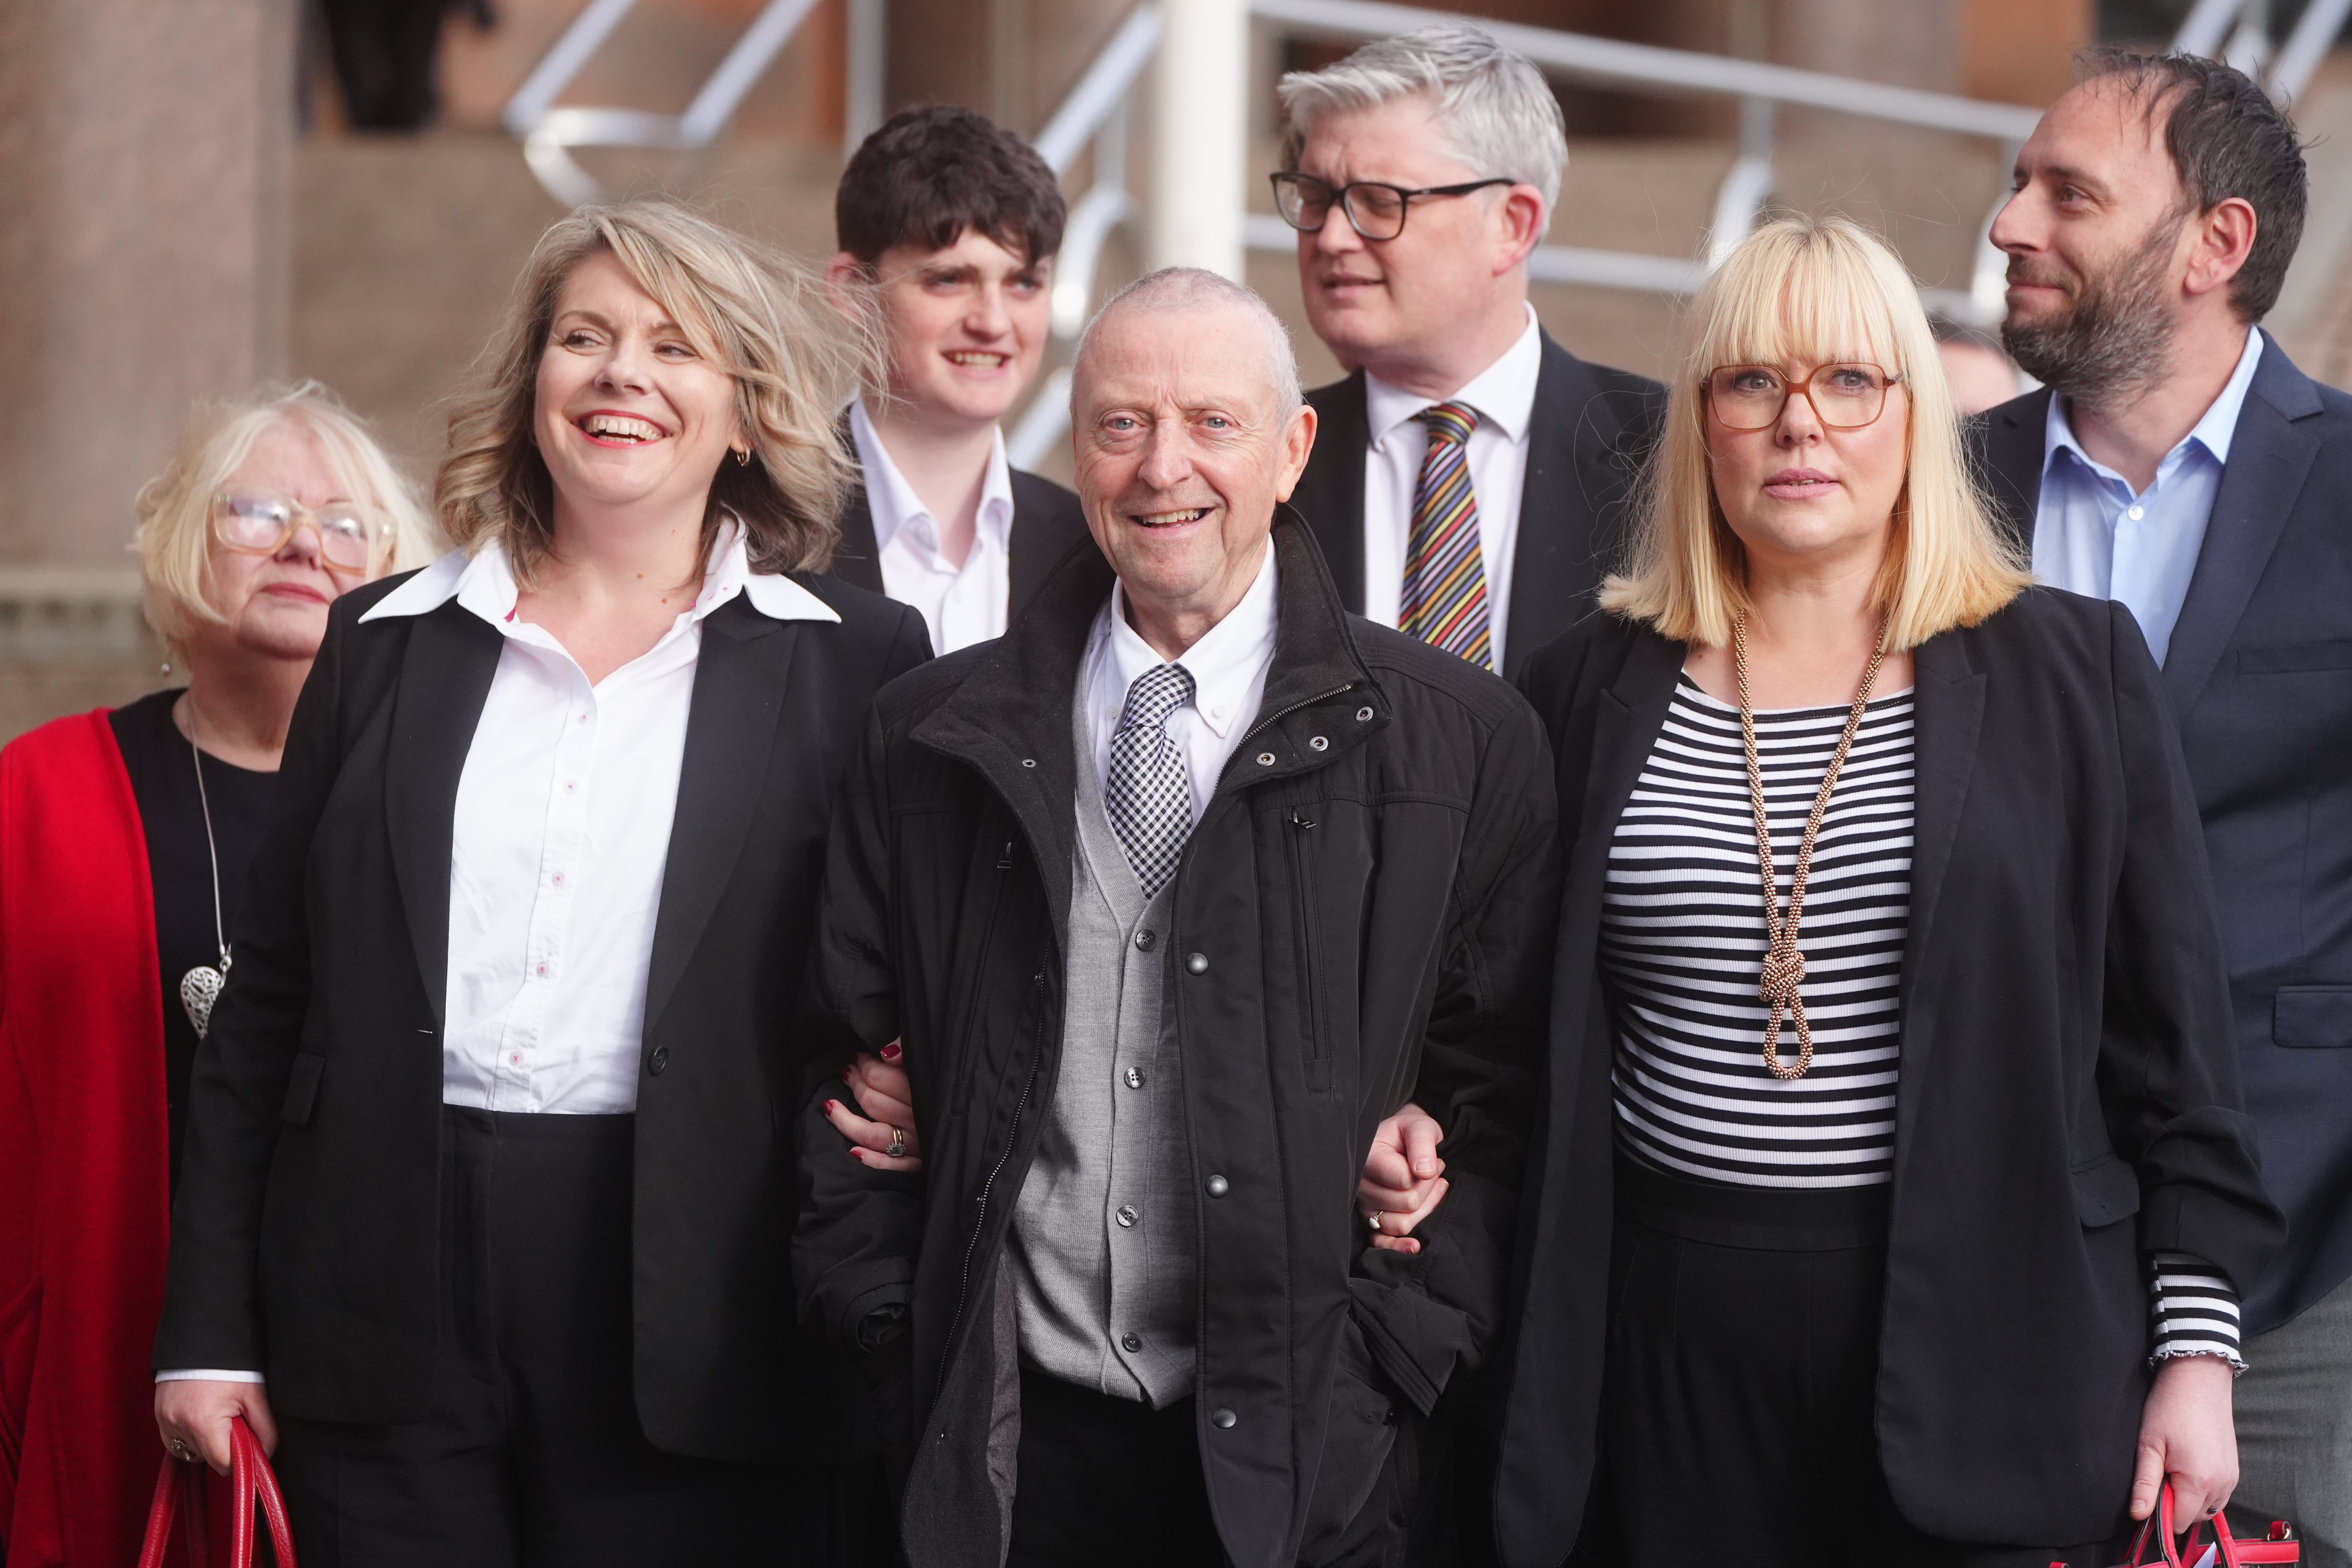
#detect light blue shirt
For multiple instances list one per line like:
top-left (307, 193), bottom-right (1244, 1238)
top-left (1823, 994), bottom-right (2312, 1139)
top-left (2034, 327), bottom-right (2266, 665)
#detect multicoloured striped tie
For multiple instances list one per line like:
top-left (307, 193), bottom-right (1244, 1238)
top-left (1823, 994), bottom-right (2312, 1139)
top-left (1400, 402), bottom-right (1493, 671)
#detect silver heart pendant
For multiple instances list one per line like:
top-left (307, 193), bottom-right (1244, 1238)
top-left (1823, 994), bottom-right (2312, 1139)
top-left (180, 964), bottom-right (225, 1040)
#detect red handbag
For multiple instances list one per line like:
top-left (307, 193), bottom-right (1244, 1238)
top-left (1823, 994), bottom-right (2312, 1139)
top-left (2108, 1484), bottom-right (2299, 1567)
top-left (136, 1417), bottom-right (299, 1568)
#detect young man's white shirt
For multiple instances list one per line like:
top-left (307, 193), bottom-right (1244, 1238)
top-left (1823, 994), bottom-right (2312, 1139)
top-left (850, 396), bottom-right (1016, 655)
top-left (1360, 303), bottom-right (1542, 671)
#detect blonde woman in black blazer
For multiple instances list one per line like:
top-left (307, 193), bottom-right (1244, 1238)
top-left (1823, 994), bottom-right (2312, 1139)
top-left (1492, 218), bottom-right (2283, 1568)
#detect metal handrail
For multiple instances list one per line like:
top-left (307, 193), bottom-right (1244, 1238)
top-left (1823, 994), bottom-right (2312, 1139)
top-left (504, 0), bottom-right (826, 206)
top-left (2174, 0), bottom-right (2352, 105)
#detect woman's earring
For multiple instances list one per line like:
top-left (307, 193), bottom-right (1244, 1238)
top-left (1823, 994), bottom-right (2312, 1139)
top-left (733, 446), bottom-right (750, 467)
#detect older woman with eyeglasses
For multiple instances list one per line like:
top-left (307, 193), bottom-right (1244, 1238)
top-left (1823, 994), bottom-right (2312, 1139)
top-left (1489, 217), bottom-right (2283, 1567)
top-left (0, 384), bottom-right (428, 1567)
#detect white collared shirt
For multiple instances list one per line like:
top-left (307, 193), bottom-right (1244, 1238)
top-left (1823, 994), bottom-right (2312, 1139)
top-left (2034, 327), bottom-right (2265, 666)
top-left (1081, 542), bottom-right (1279, 821)
top-left (850, 396), bottom-right (1015, 655)
top-left (358, 523), bottom-right (840, 1114)
top-left (1361, 303), bottom-right (1543, 671)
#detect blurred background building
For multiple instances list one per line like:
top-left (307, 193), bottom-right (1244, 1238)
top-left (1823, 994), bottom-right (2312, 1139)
top-left (2, 0), bottom-right (2347, 737)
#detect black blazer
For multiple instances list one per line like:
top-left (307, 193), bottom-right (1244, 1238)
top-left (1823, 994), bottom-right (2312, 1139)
top-left (1493, 591), bottom-right (2281, 1563)
top-left (156, 566), bottom-right (932, 1463)
top-left (1285, 329), bottom-right (1662, 683)
top-left (1972, 342), bottom-right (2352, 1332)
top-left (825, 462), bottom-right (1097, 624)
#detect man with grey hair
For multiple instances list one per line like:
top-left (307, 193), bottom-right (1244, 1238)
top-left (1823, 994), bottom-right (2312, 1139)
top-left (797, 267), bottom-right (1558, 1567)
top-left (1277, 22), bottom-right (1661, 684)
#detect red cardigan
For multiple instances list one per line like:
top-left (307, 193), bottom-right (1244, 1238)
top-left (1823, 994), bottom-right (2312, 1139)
top-left (0, 710), bottom-right (217, 1565)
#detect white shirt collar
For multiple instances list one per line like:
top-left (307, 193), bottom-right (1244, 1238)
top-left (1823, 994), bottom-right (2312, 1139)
top-left (358, 518), bottom-right (842, 627)
top-left (1364, 302), bottom-right (1543, 452)
top-left (1103, 540), bottom-right (1279, 740)
top-left (2044, 325), bottom-right (2267, 484)
top-left (849, 396), bottom-right (1016, 561)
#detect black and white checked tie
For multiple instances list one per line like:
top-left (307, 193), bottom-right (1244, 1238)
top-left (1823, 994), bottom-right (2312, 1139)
top-left (1106, 664), bottom-right (1196, 899)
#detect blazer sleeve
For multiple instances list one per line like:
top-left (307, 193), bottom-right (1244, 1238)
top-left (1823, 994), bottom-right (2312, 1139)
top-left (1350, 696), bottom-right (1559, 1417)
top-left (2098, 601), bottom-right (2285, 1292)
top-left (154, 605), bottom-right (351, 1372)
top-left (793, 699), bottom-right (925, 1358)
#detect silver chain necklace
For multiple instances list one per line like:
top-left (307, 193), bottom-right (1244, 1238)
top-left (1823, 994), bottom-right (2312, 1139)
top-left (177, 697), bottom-right (232, 1040)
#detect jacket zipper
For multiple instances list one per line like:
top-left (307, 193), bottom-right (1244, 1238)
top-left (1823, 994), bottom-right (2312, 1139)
top-left (935, 968), bottom-right (1047, 1410)
top-left (1286, 804), bottom-right (1332, 1089)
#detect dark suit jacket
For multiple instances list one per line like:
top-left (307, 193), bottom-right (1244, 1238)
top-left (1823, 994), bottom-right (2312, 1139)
top-left (1494, 591), bottom-right (2282, 1563)
top-left (1285, 329), bottom-right (1662, 683)
top-left (826, 462), bottom-right (1096, 626)
top-left (155, 566), bottom-right (932, 1463)
top-left (1972, 341), bottom-right (2352, 1331)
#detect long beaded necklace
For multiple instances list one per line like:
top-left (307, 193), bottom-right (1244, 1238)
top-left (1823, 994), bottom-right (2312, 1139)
top-left (177, 697), bottom-right (233, 1040)
top-left (1731, 613), bottom-right (1891, 1081)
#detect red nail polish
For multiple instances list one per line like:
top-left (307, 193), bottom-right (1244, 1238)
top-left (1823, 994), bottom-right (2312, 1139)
top-left (825, 1100), bottom-right (840, 1113)
top-left (880, 1042), bottom-right (902, 1062)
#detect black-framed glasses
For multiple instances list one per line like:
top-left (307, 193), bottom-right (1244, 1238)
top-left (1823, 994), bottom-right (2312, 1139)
top-left (1269, 172), bottom-right (1515, 241)
top-left (1702, 363), bottom-right (1905, 432)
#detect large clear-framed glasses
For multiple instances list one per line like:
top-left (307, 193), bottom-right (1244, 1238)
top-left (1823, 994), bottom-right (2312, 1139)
top-left (1268, 172), bottom-right (1515, 241)
top-left (1704, 364), bottom-right (1905, 432)
top-left (211, 489), bottom-right (393, 576)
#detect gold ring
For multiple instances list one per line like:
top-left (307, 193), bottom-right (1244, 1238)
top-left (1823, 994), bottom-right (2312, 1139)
top-left (885, 1126), bottom-right (906, 1159)
top-left (1368, 1210), bottom-right (1384, 1235)
top-left (170, 1440), bottom-right (195, 1463)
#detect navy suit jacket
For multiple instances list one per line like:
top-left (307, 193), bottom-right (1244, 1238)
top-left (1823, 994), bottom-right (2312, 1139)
top-left (1285, 330), bottom-right (1662, 683)
top-left (1973, 341), bottom-right (2352, 1330)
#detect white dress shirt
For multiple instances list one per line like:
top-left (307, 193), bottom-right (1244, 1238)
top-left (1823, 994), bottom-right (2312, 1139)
top-left (850, 396), bottom-right (1016, 655)
top-left (1081, 541), bottom-right (1279, 820)
top-left (1361, 303), bottom-right (1543, 671)
top-left (2034, 327), bottom-right (2265, 666)
top-left (160, 522), bottom-right (841, 1384)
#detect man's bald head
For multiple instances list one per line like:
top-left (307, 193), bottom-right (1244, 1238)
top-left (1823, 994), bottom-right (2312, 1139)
top-left (1074, 268), bottom-right (1302, 416)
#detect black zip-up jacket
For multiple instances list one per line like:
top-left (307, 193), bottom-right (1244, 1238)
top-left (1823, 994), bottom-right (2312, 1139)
top-left (793, 510), bottom-right (1559, 1568)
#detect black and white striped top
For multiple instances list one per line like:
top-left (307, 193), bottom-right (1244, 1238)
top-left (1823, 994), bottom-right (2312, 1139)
top-left (1602, 677), bottom-right (2242, 1367)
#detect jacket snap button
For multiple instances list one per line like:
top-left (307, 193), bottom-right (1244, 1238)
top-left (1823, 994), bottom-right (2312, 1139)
top-left (1116, 1205), bottom-right (1140, 1228)
top-left (1256, 751), bottom-right (1276, 766)
top-left (1122, 1332), bottom-right (1143, 1352)
top-left (1185, 952), bottom-right (1209, 975)
top-left (1020, 758), bottom-right (1037, 768)
top-left (1210, 1407), bottom-right (1237, 1429)
top-left (1356, 706), bottom-right (1374, 722)
top-left (648, 1045), bottom-right (669, 1076)
top-left (1308, 735), bottom-right (1328, 751)
top-left (1205, 1174), bottom-right (1229, 1198)
top-left (1134, 928), bottom-right (1156, 951)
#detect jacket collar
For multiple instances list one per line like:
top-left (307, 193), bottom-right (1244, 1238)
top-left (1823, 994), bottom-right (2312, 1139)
top-left (911, 505), bottom-right (1377, 918)
top-left (360, 527), bottom-right (840, 631)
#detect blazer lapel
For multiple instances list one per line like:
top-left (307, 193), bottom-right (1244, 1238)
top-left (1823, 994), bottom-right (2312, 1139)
top-left (2160, 348), bottom-right (2325, 715)
top-left (1894, 632), bottom-right (1985, 1097)
top-left (1505, 335), bottom-right (1617, 682)
top-left (1972, 388), bottom-right (2053, 554)
top-left (641, 595), bottom-right (805, 1036)
top-left (383, 603), bottom-right (504, 1030)
top-left (1293, 372), bottom-right (1370, 612)
top-left (829, 484), bottom-right (885, 595)
top-left (1569, 630), bottom-right (1681, 907)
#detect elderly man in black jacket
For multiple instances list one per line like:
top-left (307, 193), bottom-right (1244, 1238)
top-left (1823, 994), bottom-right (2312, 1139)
top-left (795, 267), bottom-right (1558, 1568)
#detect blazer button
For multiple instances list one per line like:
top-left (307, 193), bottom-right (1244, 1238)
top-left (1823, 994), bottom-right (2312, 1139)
top-left (648, 1045), bottom-right (669, 1077)
top-left (1185, 953), bottom-right (1209, 975)
top-left (1210, 1407), bottom-right (1237, 1429)
top-left (1205, 1174), bottom-right (1229, 1198)
top-left (1134, 928), bottom-right (1157, 952)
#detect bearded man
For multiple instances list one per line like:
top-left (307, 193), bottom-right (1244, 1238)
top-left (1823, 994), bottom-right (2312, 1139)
top-left (1973, 49), bottom-right (2352, 1564)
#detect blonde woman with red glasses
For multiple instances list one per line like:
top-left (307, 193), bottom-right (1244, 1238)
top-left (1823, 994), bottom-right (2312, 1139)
top-left (1492, 216), bottom-right (2283, 1568)
top-left (0, 383), bottom-right (428, 1568)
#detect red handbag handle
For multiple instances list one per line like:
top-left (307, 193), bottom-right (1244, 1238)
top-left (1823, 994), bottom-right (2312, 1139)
top-left (138, 1416), bottom-right (299, 1568)
top-left (2117, 1485), bottom-right (2298, 1568)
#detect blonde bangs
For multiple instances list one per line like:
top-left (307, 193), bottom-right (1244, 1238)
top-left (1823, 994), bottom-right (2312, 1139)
top-left (1601, 214), bottom-right (2029, 650)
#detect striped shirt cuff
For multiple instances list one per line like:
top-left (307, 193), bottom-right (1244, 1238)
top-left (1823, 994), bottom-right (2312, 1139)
top-left (2147, 1252), bottom-right (2245, 1373)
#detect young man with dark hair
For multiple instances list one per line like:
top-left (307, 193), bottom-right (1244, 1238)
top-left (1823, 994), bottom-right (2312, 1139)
top-left (824, 105), bottom-right (1093, 653)
top-left (1973, 49), bottom-right (2352, 1559)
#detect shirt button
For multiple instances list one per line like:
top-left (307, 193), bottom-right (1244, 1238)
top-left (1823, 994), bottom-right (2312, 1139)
top-left (1210, 1407), bottom-right (1237, 1429)
top-left (1115, 1205), bottom-right (1139, 1228)
top-left (2127, 504), bottom-right (2145, 519)
top-left (551, 872), bottom-right (564, 886)
top-left (1133, 928), bottom-right (1157, 952)
top-left (578, 713), bottom-right (590, 723)
top-left (1205, 1174), bottom-right (1229, 1198)
top-left (1126, 1067), bottom-right (1144, 1089)
top-left (564, 781), bottom-right (577, 792)
top-left (1185, 953), bottom-right (1209, 975)
top-left (510, 1052), bottom-right (522, 1065)
top-left (535, 963), bottom-right (548, 977)
top-left (648, 1045), bottom-right (669, 1077)
top-left (1122, 1332), bottom-right (1143, 1352)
